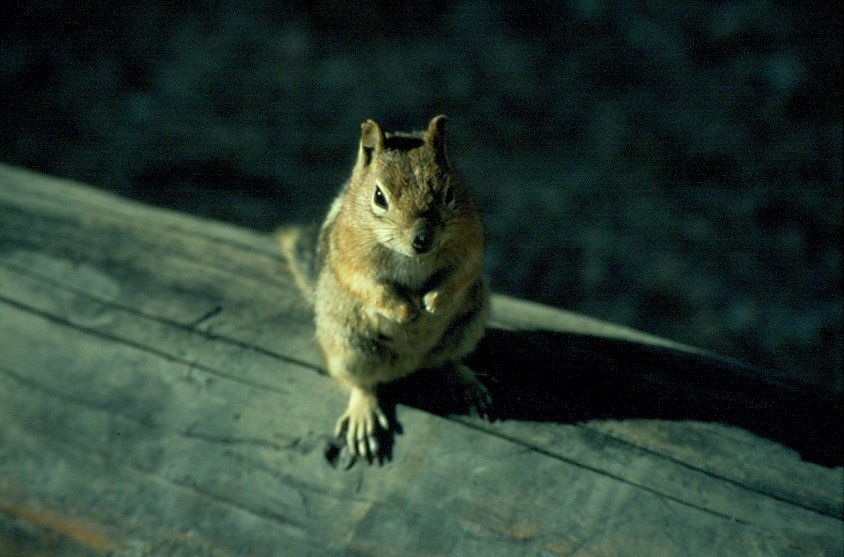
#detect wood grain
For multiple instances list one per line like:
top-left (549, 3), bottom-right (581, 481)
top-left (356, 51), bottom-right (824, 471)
top-left (1, 163), bottom-right (841, 556)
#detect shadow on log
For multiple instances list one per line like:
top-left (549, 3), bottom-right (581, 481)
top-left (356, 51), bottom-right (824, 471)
top-left (383, 327), bottom-right (842, 467)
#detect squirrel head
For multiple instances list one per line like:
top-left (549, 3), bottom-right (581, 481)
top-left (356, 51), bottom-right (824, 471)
top-left (347, 115), bottom-right (475, 258)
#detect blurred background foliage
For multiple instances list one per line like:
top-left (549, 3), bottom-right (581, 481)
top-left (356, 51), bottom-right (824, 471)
top-left (1, 0), bottom-right (840, 395)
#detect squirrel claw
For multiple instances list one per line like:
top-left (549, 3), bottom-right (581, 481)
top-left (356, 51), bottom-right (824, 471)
top-left (453, 364), bottom-right (493, 420)
top-left (335, 387), bottom-right (390, 459)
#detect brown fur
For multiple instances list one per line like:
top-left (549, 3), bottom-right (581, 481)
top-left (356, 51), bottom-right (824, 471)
top-left (279, 115), bottom-right (490, 459)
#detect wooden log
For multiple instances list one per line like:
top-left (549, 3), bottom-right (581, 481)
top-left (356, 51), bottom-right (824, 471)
top-left (0, 163), bottom-right (841, 556)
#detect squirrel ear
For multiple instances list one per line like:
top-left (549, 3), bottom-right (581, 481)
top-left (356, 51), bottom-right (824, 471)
top-left (359, 119), bottom-right (385, 167)
top-left (424, 115), bottom-right (448, 163)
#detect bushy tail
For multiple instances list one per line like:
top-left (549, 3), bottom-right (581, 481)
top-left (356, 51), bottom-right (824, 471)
top-left (276, 224), bottom-right (320, 304)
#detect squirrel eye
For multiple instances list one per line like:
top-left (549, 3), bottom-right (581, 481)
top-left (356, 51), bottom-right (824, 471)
top-left (373, 185), bottom-right (388, 210)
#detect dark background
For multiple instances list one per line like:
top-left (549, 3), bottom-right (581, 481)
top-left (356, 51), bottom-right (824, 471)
top-left (1, 1), bottom-right (840, 396)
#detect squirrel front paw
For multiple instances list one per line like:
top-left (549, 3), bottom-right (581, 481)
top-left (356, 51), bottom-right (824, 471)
top-left (378, 297), bottom-right (416, 323)
top-left (423, 290), bottom-right (441, 314)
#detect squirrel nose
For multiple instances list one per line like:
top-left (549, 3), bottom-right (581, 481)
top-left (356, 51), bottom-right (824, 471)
top-left (411, 223), bottom-right (434, 254)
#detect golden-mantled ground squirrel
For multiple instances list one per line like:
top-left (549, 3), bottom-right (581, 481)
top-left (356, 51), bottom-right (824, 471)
top-left (279, 115), bottom-right (490, 460)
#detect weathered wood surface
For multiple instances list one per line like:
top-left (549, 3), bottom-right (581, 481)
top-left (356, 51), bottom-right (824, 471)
top-left (0, 163), bottom-right (841, 556)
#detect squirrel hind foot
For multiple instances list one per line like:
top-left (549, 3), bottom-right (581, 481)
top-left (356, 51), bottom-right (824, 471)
top-left (451, 363), bottom-right (493, 420)
top-left (335, 386), bottom-right (391, 460)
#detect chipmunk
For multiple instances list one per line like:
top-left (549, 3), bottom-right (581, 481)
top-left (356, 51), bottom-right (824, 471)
top-left (278, 115), bottom-right (490, 459)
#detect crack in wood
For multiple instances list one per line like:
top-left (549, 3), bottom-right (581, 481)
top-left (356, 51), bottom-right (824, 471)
top-left (0, 370), bottom-right (309, 537)
top-left (0, 184), bottom-right (283, 282)
top-left (451, 416), bottom-right (768, 528)
top-left (188, 305), bottom-right (224, 329)
top-left (183, 424), bottom-right (291, 452)
top-left (0, 259), bottom-right (324, 375)
top-left (0, 292), bottom-right (296, 394)
top-left (578, 424), bottom-right (843, 519)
